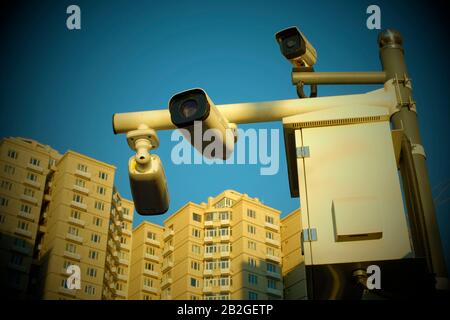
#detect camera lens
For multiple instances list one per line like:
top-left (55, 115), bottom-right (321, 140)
top-left (180, 99), bottom-right (198, 118)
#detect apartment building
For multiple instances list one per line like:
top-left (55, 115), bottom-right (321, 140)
top-left (280, 209), bottom-right (307, 299)
top-left (0, 137), bottom-right (134, 300)
top-left (0, 137), bottom-right (60, 298)
top-left (128, 221), bottom-right (164, 300)
top-left (159, 190), bottom-right (284, 300)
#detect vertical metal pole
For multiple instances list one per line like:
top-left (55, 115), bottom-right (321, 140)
top-left (378, 29), bottom-right (448, 289)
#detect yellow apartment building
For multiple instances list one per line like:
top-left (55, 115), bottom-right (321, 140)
top-left (0, 137), bottom-right (60, 298)
top-left (159, 190), bottom-right (284, 300)
top-left (128, 221), bottom-right (163, 300)
top-left (280, 209), bottom-right (307, 299)
top-left (0, 137), bottom-right (134, 300)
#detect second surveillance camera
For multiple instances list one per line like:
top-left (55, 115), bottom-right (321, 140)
top-left (169, 88), bottom-right (237, 160)
top-left (275, 26), bottom-right (317, 67)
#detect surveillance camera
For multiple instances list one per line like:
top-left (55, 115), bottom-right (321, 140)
top-left (275, 26), bottom-right (317, 67)
top-left (169, 88), bottom-right (237, 160)
top-left (128, 153), bottom-right (169, 215)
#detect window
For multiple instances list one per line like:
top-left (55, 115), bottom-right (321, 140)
top-left (7, 149), bottom-right (18, 159)
top-left (247, 209), bottom-right (256, 219)
top-left (192, 228), bottom-right (201, 238)
top-left (73, 194), bottom-right (83, 203)
top-left (70, 210), bottom-right (81, 220)
top-left (191, 260), bottom-right (200, 271)
top-left (266, 263), bottom-right (277, 273)
top-left (265, 215), bottom-right (274, 224)
top-left (91, 233), bottom-right (101, 243)
top-left (49, 158), bottom-right (56, 167)
top-left (147, 231), bottom-right (156, 240)
top-left (266, 231), bottom-right (274, 240)
top-left (29, 157), bottom-right (40, 167)
top-left (123, 207), bottom-right (130, 216)
top-left (248, 291), bottom-right (258, 300)
top-left (144, 277), bottom-right (153, 287)
top-left (0, 214), bottom-right (5, 224)
top-left (93, 217), bottom-right (102, 227)
top-left (219, 243), bottom-right (230, 253)
top-left (145, 262), bottom-right (154, 271)
top-left (190, 277), bottom-right (199, 287)
top-left (98, 171), bottom-right (108, 180)
top-left (68, 226), bottom-right (79, 236)
top-left (205, 245), bottom-right (217, 254)
top-left (94, 201), bottom-right (104, 211)
top-left (192, 212), bottom-right (202, 222)
top-left (146, 246), bottom-right (155, 255)
top-left (267, 247), bottom-right (277, 257)
top-left (87, 267), bottom-right (97, 278)
top-left (75, 179), bottom-right (85, 188)
top-left (4, 164), bottom-right (15, 175)
top-left (267, 279), bottom-right (277, 289)
top-left (219, 211), bottom-right (231, 220)
top-left (88, 250), bottom-right (98, 260)
top-left (0, 196), bottom-right (9, 207)
top-left (65, 243), bottom-right (77, 253)
top-left (220, 260), bottom-right (229, 269)
top-left (219, 227), bottom-right (229, 236)
top-left (77, 163), bottom-right (88, 172)
top-left (17, 220), bottom-right (29, 231)
top-left (84, 285), bottom-right (96, 295)
top-left (191, 244), bottom-right (201, 255)
top-left (220, 277), bottom-right (230, 286)
top-left (247, 224), bottom-right (256, 234)
top-left (14, 238), bottom-right (26, 248)
top-left (248, 241), bottom-right (256, 250)
top-left (248, 257), bottom-right (256, 268)
top-left (27, 172), bottom-right (38, 182)
top-left (0, 180), bottom-right (12, 191)
top-left (96, 186), bottom-right (106, 195)
top-left (248, 273), bottom-right (258, 285)
top-left (10, 254), bottom-right (23, 266)
top-left (20, 204), bottom-right (32, 214)
top-left (213, 197), bottom-right (235, 208)
top-left (24, 188), bottom-right (35, 197)
top-left (206, 228), bottom-right (217, 237)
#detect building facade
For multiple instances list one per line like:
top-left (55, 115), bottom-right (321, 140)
top-left (0, 137), bottom-right (134, 300)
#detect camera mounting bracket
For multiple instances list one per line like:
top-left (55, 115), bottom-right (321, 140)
top-left (126, 126), bottom-right (159, 170)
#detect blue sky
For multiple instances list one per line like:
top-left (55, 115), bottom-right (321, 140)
top-left (1, 0), bottom-right (449, 269)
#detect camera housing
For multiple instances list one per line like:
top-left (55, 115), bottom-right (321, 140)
top-left (169, 88), bottom-right (237, 160)
top-left (275, 26), bottom-right (317, 67)
top-left (128, 152), bottom-right (169, 215)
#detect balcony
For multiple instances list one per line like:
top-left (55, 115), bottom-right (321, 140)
top-left (118, 258), bottom-right (128, 266)
top-left (24, 179), bottom-right (41, 189)
top-left (70, 201), bottom-right (87, 211)
top-left (203, 269), bottom-right (213, 276)
top-left (18, 211), bottom-right (35, 222)
top-left (161, 278), bottom-right (172, 288)
top-left (74, 169), bottom-right (91, 180)
top-left (204, 252), bottom-right (213, 259)
top-left (63, 251), bottom-right (81, 261)
top-left (116, 290), bottom-right (127, 298)
top-left (122, 229), bottom-right (131, 236)
top-left (162, 261), bottom-right (174, 272)
top-left (120, 242), bottom-right (131, 251)
top-left (220, 235), bottom-right (230, 242)
top-left (144, 253), bottom-right (160, 262)
top-left (65, 233), bottom-right (83, 244)
top-left (143, 285), bottom-right (158, 294)
top-left (266, 254), bottom-right (281, 263)
top-left (265, 238), bottom-right (281, 247)
top-left (220, 251), bottom-right (230, 258)
top-left (14, 228), bottom-right (32, 238)
top-left (267, 287), bottom-right (283, 297)
top-left (145, 238), bottom-right (160, 247)
top-left (122, 213), bottom-right (132, 222)
top-left (117, 274), bottom-right (128, 281)
top-left (11, 243), bottom-right (31, 255)
top-left (163, 229), bottom-right (174, 240)
top-left (220, 219), bottom-right (230, 226)
top-left (43, 194), bottom-right (52, 202)
top-left (266, 270), bottom-right (282, 280)
top-left (203, 286), bottom-right (212, 293)
top-left (68, 217), bottom-right (85, 227)
top-left (144, 269), bottom-right (160, 278)
top-left (220, 285), bottom-right (231, 292)
top-left (39, 225), bottom-right (47, 233)
top-left (27, 163), bottom-right (44, 173)
top-left (204, 236), bottom-right (213, 243)
top-left (72, 184), bottom-right (89, 195)
top-left (20, 194), bottom-right (38, 205)
top-left (8, 262), bottom-right (27, 273)
top-left (204, 220), bottom-right (214, 227)
top-left (264, 221), bottom-right (279, 232)
top-left (220, 267), bottom-right (231, 275)
top-left (162, 245), bottom-right (174, 256)
top-left (58, 287), bottom-right (76, 297)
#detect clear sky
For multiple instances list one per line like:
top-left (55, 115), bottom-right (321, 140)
top-left (1, 0), bottom-right (449, 270)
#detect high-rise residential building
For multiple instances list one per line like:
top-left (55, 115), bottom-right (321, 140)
top-left (0, 137), bottom-right (60, 299)
top-left (128, 221), bottom-right (163, 300)
top-left (0, 137), bottom-right (134, 300)
top-left (280, 209), bottom-right (307, 299)
top-left (158, 190), bottom-right (284, 300)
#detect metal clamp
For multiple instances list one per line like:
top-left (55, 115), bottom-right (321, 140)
top-left (392, 73), bottom-right (416, 114)
top-left (411, 143), bottom-right (426, 158)
top-left (293, 66), bottom-right (318, 99)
